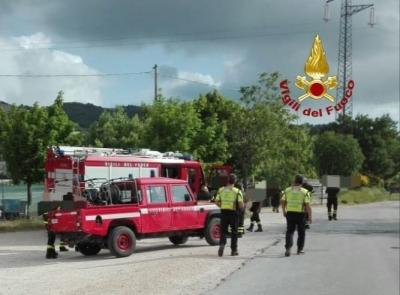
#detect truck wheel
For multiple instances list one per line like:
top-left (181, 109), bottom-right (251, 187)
top-left (108, 226), bottom-right (136, 258)
top-left (169, 236), bottom-right (188, 245)
top-left (77, 242), bottom-right (102, 256)
top-left (205, 217), bottom-right (221, 246)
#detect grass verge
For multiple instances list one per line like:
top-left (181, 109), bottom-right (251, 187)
top-left (0, 218), bottom-right (44, 232)
top-left (340, 187), bottom-right (400, 205)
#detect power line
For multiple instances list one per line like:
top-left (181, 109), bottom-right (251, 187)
top-left (0, 21), bottom-right (323, 50)
top-left (0, 71), bottom-right (151, 78)
top-left (0, 25), bottom-right (366, 52)
top-left (0, 69), bottom-right (239, 91)
top-left (0, 69), bottom-right (240, 96)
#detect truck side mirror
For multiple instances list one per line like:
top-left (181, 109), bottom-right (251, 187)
top-left (184, 194), bottom-right (191, 202)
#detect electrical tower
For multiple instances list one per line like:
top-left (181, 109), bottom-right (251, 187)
top-left (324, 0), bottom-right (375, 118)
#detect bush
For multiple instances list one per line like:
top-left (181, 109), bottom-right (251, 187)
top-left (339, 187), bottom-right (400, 205)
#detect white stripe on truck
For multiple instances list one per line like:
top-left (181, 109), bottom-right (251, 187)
top-left (85, 212), bottom-right (140, 221)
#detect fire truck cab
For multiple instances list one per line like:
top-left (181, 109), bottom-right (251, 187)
top-left (47, 177), bottom-right (221, 258)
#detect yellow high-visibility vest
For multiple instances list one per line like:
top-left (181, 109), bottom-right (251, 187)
top-left (281, 186), bottom-right (310, 212)
top-left (215, 187), bottom-right (243, 210)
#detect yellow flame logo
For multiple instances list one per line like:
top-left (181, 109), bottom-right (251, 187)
top-left (305, 35), bottom-right (329, 80)
top-left (295, 35), bottom-right (337, 102)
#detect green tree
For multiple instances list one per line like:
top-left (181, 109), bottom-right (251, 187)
top-left (192, 90), bottom-right (238, 163)
top-left (353, 114), bottom-right (399, 180)
top-left (0, 108), bottom-right (8, 177)
top-left (0, 108), bottom-right (7, 148)
top-left (308, 114), bottom-right (399, 181)
top-left (314, 131), bottom-right (364, 176)
top-left (47, 91), bottom-right (83, 145)
top-left (1, 104), bottom-right (48, 214)
top-left (141, 98), bottom-right (202, 155)
top-left (227, 72), bottom-right (315, 188)
top-left (87, 107), bottom-right (143, 149)
top-left (0, 94), bottom-right (83, 215)
top-left (262, 125), bottom-right (316, 188)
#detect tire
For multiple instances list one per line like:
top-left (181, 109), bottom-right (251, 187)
top-left (204, 217), bottom-right (221, 246)
top-left (108, 226), bottom-right (136, 258)
top-left (77, 242), bottom-right (102, 256)
top-left (169, 236), bottom-right (188, 245)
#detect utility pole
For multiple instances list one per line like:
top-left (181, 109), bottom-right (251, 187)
top-left (153, 64), bottom-right (158, 101)
top-left (324, 0), bottom-right (375, 118)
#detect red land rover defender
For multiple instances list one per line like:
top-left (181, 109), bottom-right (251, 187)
top-left (47, 177), bottom-right (221, 258)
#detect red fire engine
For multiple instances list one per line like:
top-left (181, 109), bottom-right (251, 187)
top-left (44, 146), bottom-right (206, 202)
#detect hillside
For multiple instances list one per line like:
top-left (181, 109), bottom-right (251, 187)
top-left (0, 101), bottom-right (141, 129)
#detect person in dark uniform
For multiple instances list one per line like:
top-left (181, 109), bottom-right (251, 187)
top-left (281, 175), bottom-right (312, 256)
top-left (235, 181), bottom-right (245, 237)
top-left (326, 187), bottom-right (340, 220)
top-left (271, 190), bottom-right (280, 213)
top-left (215, 173), bottom-right (244, 257)
top-left (42, 207), bottom-right (69, 259)
top-left (247, 201), bottom-right (262, 232)
top-left (197, 184), bottom-right (211, 201)
top-left (43, 212), bottom-right (58, 259)
top-left (302, 182), bottom-right (314, 229)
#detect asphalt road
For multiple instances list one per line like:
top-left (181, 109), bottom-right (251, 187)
top-left (208, 201), bottom-right (400, 295)
top-left (0, 201), bottom-right (398, 295)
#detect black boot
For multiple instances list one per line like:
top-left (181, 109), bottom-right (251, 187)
top-left (333, 213), bottom-right (337, 220)
top-left (218, 245), bottom-right (225, 257)
top-left (60, 240), bottom-right (69, 252)
top-left (255, 223), bottom-right (263, 232)
top-left (59, 245), bottom-right (69, 252)
top-left (328, 214), bottom-right (332, 221)
top-left (247, 223), bottom-right (254, 232)
top-left (46, 247), bottom-right (58, 259)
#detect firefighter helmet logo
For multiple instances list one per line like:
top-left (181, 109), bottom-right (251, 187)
top-left (295, 35), bottom-right (337, 102)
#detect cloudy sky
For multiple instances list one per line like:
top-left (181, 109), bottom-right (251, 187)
top-left (0, 0), bottom-right (398, 124)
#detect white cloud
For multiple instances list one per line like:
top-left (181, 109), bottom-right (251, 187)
top-left (13, 32), bottom-right (51, 49)
top-left (173, 71), bottom-right (221, 88)
top-left (0, 32), bottom-right (104, 106)
top-left (159, 65), bottom-right (221, 98)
